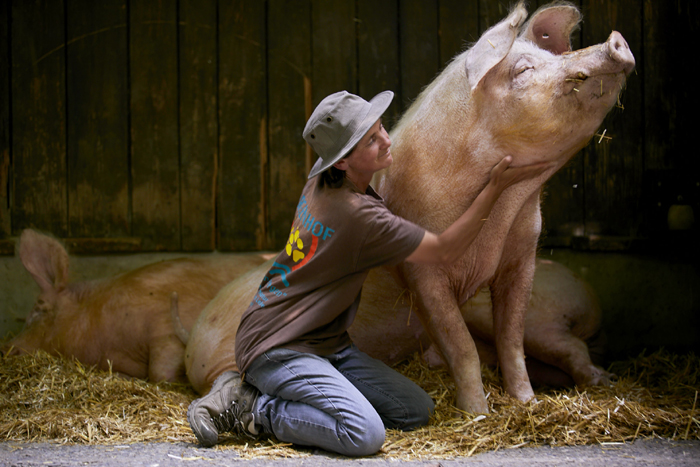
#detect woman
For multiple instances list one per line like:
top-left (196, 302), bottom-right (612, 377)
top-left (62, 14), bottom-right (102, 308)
top-left (187, 90), bottom-right (549, 456)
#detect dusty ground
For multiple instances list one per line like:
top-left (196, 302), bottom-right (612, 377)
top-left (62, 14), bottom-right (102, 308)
top-left (2, 438), bottom-right (699, 466)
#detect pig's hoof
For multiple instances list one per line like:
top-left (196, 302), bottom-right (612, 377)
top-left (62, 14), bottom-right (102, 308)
top-left (578, 366), bottom-right (617, 387)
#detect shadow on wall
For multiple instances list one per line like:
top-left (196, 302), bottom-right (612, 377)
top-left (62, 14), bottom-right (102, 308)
top-left (542, 248), bottom-right (700, 360)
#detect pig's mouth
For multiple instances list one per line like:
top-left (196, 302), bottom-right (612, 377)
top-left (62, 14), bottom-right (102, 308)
top-left (563, 70), bottom-right (628, 99)
top-left (562, 31), bottom-right (635, 98)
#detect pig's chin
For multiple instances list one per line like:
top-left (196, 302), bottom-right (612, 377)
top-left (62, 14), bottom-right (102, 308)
top-left (507, 131), bottom-right (595, 167)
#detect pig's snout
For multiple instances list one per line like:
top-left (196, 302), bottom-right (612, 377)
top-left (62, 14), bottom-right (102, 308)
top-left (606, 31), bottom-right (635, 75)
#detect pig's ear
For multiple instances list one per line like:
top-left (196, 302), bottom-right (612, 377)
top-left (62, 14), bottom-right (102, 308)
top-left (466, 1), bottom-right (528, 91)
top-left (520, 4), bottom-right (581, 55)
top-left (18, 229), bottom-right (70, 293)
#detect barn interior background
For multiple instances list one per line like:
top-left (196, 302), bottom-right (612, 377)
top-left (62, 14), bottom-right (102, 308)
top-left (1, 0), bottom-right (698, 358)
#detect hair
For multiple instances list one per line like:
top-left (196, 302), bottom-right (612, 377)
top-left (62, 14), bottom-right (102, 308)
top-left (319, 144), bottom-right (356, 188)
top-left (319, 165), bottom-right (346, 188)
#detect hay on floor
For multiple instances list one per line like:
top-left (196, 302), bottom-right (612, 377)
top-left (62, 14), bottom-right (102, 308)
top-left (0, 349), bottom-right (697, 460)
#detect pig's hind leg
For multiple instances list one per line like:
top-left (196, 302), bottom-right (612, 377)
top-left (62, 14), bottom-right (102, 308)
top-left (523, 326), bottom-right (614, 387)
top-left (148, 334), bottom-right (188, 383)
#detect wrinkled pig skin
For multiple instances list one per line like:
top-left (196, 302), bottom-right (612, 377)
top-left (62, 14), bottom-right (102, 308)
top-left (185, 256), bottom-right (610, 396)
top-left (370, 1), bottom-right (634, 412)
top-left (2, 229), bottom-right (271, 383)
top-left (186, 1), bottom-right (633, 410)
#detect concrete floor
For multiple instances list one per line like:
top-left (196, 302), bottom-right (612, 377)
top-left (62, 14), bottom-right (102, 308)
top-left (2, 438), bottom-right (699, 466)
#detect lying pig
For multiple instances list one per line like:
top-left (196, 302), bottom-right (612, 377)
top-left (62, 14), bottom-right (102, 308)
top-left (186, 2), bottom-right (633, 413)
top-left (183, 256), bottom-right (611, 395)
top-left (3, 229), bottom-right (270, 382)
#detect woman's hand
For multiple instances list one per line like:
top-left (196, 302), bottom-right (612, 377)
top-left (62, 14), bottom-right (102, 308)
top-left (406, 156), bottom-right (554, 265)
top-left (489, 156), bottom-right (553, 192)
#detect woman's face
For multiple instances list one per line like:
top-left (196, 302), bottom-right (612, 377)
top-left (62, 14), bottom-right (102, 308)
top-left (336, 119), bottom-right (392, 180)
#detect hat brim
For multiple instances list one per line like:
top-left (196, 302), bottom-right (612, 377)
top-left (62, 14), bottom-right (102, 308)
top-left (307, 90), bottom-right (394, 179)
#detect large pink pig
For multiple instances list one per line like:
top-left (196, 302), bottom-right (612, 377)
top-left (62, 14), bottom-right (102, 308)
top-left (3, 229), bottom-right (270, 382)
top-left (368, 1), bottom-right (633, 412)
top-left (186, 1), bottom-right (633, 412)
top-left (368, 2), bottom-right (633, 412)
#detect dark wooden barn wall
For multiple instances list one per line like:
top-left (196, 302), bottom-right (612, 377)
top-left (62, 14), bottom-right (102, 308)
top-left (1, 0), bottom-right (698, 254)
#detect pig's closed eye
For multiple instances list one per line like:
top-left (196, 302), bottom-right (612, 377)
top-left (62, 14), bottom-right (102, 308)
top-left (513, 56), bottom-right (535, 76)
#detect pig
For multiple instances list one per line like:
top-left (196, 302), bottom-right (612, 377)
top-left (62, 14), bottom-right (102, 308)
top-left (350, 258), bottom-right (613, 389)
top-left (2, 229), bottom-right (271, 383)
top-left (184, 256), bottom-right (611, 395)
top-left (185, 1), bottom-right (633, 413)
top-left (368, 1), bottom-right (633, 412)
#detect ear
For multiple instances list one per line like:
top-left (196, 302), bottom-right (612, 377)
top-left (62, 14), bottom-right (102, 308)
top-left (18, 229), bottom-right (70, 294)
top-left (466, 1), bottom-right (528, 91)
top-left (520, 3), bottom-right (581, 55)
top-left (333, 159), bottom-right (348, 171)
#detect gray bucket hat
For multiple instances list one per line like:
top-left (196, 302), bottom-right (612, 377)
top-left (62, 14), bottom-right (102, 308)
top-left (304, 90), bottom-right (394, 179)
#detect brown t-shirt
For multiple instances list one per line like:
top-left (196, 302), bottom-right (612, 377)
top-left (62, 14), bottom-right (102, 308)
top-left (234, 177), bottom-right (425, 372)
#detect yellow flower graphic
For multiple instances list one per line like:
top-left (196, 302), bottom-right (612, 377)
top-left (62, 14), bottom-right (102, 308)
top-left (286, 228), bottom-right (305, 263)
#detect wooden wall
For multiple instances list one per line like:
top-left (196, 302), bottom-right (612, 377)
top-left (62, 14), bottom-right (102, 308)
top-left (1, 0), bottom-right (698, 254)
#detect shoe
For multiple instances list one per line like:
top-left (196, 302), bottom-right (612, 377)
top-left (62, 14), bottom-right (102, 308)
top-left (187, 371), bottom-right (260, 447)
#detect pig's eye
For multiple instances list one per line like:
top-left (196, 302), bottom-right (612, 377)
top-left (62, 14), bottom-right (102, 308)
top-left (513, 56), bottom-right (535, 77)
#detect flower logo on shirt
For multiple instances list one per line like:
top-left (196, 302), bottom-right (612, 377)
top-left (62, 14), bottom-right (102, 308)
top-left (286, 228), bottom-right (305, 263)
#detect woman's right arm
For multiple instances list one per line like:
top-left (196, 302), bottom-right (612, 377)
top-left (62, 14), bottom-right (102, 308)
top-left (405, 156), bottom-right (551, 265)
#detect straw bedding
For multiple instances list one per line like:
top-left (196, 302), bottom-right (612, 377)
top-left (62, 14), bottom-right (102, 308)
top-left (1, 349), bottom-right (697, 460)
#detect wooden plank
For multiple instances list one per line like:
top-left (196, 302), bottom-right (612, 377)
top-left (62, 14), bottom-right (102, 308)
top-left (130, 0), bottom-right (179, 250)
top-left (357, 0), bottom-right (401, 129)
top-left (0, 1), bottom-right (9, 238)
top-left (0, 236), bottom-right (142, 255)
top-left (179, 0), bottom-right (217, 251)
top-left (479, 0), bottom-right (513, 34)
top-left (581, 0), bottom-right (643, 238)
top-left (217, 0), bottom-right (267, 251)
top-left (399, 0), bottom-right (439, 109)
top-left (539, 0), bottom-right (585, 243)
top-left (0, 239), bottom-right (14, 256)
top-left (311, 0), bottom-right (357, 104)
top-left (642, 0), bottom-right (700, 239)
top-left (438, 0), bottom-right (479, 65)
top-left (66, 0), bottom-right (128, 239)
top-left (267, 0), bottom-right (312, 250)
top-left (11, 0), bottom-right (68, 237)
top-left (310, 0), bottom-right (356, 176)
top-left (644, 0), bottom-right (699, 171)
top-left (62, 236), bottom-right (142, 254)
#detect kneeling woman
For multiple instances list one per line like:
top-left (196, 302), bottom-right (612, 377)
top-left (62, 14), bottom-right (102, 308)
top-left (187, 90), bottom-right (548, 456)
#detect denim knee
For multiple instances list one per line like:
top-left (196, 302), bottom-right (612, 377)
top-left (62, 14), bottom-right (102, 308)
top-left (342, 413), bottom-right (386, 457)
top-left (407, 391), bottom-right (435, 429)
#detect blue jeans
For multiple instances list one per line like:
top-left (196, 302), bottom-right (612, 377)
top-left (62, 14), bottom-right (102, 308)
top-left (244, 344), bottom-right (434, 456)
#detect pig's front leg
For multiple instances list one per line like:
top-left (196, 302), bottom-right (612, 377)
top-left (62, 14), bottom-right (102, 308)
top-left (490, 255), bottom-right (536, 403)
top-left (403, 264), bottom-right (490, 413)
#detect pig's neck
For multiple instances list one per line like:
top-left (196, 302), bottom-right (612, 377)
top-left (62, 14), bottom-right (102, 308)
top-left (379, 114), bottom-right (499, 226)
top-left (378, 107), bottom-right (549, 272)
top-left (376, 57), bottom-right (548, 243)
